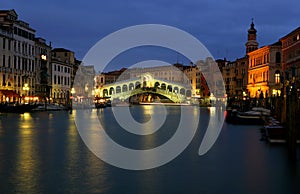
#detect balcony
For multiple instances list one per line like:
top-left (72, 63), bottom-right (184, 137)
top-left (0, 28), bottom-right (13, 38)
top-left (0, 67), bottom-right (13, 73)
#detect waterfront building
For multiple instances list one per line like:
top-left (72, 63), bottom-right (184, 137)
top-left (183, 64), bottom-right (202, 98)
top-left (34, 37), bottom-right (52, 103)
top-left (280, 27), bottom-right (300, 97)
top-left (127, 64), bottom-right (189, 84)
top-left (0, 9), bottom-right (36, 102)
top-left (51, 48), bottom-right (76, 105)
top-left (75, 64), bottom-right (95, 98)
top-left (246, 42), bottom-right (282, 98)
top-left (221, 61), bottom-right (237, 99)
top-left (279, 27), bottom-right (300, 122)
top-left (218, 20), bottom-right (258, 101)
top-left (235, 56), bottom-right (248, 99)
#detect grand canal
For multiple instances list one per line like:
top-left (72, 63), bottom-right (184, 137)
top-left (0, 106), bottom-right (299, 193)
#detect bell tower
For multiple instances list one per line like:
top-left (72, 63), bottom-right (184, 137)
top-left (246, 19), bottom-right (259, 54)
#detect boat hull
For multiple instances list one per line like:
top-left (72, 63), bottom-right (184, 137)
top-left (0, 104), bottom-right (38, 113)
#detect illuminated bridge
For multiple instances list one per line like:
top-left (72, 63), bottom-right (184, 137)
top-left (97, 74), bottom-right (192, 103)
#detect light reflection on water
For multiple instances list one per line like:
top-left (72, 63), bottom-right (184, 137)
top-left (0, 107), bottom-right (299, 194)
top-left (15, 112), bottom-right (40, 193)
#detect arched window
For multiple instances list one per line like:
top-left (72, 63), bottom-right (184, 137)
top-left (161, 83), bottom-right (166, 90)
top-left (103, 89), bottom-right (108, 96)
top-left (109, 87), bottom-right (114, 95)
top-left (276, 52), bottom-right (281, 64)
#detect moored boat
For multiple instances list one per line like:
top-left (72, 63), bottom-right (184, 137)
top-left (226, 108), bottom-right (266, 125)
top-left (0, 103), bottom-right (38, 113)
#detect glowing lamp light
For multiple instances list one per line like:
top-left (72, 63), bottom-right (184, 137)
top-left (41, 54), bottom-right (47, 61)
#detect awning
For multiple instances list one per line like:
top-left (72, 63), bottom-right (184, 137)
top-left (0, 90), bottom-right (20, 97)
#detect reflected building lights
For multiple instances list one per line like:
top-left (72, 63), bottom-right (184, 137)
top-left (15, 113), bottom-right (40, 193)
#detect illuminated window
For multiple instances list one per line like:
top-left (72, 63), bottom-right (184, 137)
top-left (275, 70), bottom-right (280, 84)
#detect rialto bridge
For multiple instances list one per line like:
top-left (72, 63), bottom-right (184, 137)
top-left (95, 74), bottom-right (192, 103)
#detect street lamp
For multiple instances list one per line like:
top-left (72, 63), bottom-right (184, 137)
top-left (71, 87), bottom-right (75, 95)
top-left (41, 54), bottom-right (47, 61)
top-left (23, 83), bottom-right (30, 103)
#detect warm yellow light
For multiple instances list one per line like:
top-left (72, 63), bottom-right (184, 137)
top-left (71, 88), bottom-right (75, 94)
top-left (41, 54), bottom-right (47, 61)
top-left (272, 89), bottom-right (281, 96)
top-left (23, 83), bottom-right (29, 91)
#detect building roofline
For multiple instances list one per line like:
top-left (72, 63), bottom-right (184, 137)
top-left (280, 26), bottom-right (300, 40)
top-left (52, 48), bottom-right (74, 53)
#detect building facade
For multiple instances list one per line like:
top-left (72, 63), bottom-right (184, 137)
top-left (247, 42), bottom-right (282, 98)
top-left (280, 27), bottom-right (300, 92)
top-left (0, 9), bottom-right (37, 103)
top-left (35, 37), bottom-right (52, 102)
top-left (51, 48), bottom-right (75, 105)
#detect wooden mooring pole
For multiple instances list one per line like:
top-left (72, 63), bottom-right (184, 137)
top-left (287, 87), bottom-right (297, 159)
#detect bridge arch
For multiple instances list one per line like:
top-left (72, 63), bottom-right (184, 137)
top-left (135, 81), bottom-right (141, 89)
top-left (129, 83), bottom-right (134, 90)
top-left (154, 81), bottom-right (160, 88)
top-left (116, 86), bottom-right (121, 93)
top-left (173, 86), bottom-right (179, 93)
top-left (180, 88), bottom-right (185, 95)
top-left (167, 85), bottom-right (172, 92)
top-left (103, 89), bottom-right (108, 96)
top-left (161, 83), bottom-right (166, 90)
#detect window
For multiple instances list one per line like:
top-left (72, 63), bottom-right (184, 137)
top-left (54, 65), bottom-right (56, 71)
top-left (2, 38), bottom-right (5, 49)
top-left (18, 57), bottom-right (20, 69)
top-left (8, 56), bottom-right (11, 68)
top-left (14, 56), bottom-right (17, 69)
top-left (54, 75), bottom-right (56, 84)
top-left (275, 70), bottom-right (280, 84)
top-left (8, 40), bottom-right (11, 50)
top-left (2, 55), bottom-right (5, 67)
top-left (275, 52), bottom-right (281, 64)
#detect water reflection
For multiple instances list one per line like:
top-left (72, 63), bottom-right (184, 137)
top-left (0, 108), bottom-right (299, 193)
top-left (15, 113), bottom-right (40, 193)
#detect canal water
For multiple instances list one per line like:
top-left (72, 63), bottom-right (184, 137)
top-left (0, 106), bottom-right (299, 194)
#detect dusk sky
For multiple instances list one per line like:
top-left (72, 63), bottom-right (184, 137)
top-left (2, 0), bottom-right (300, 71)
